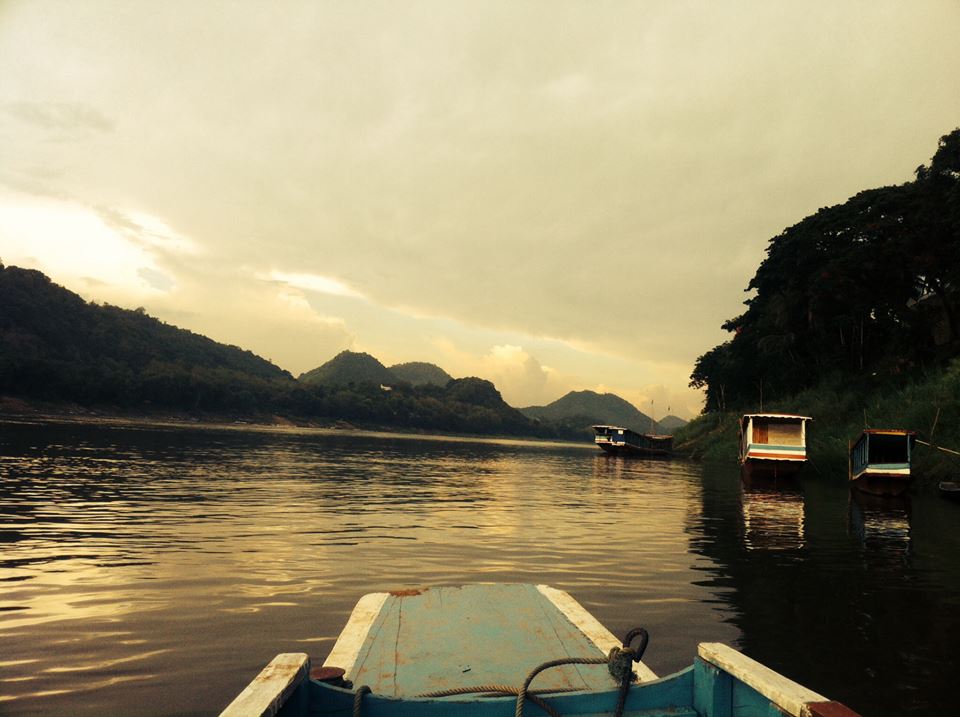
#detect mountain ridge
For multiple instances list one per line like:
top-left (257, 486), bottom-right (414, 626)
top-left (522, 389), bottom-right (659, 434)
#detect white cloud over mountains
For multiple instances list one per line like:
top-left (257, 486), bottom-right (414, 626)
top-left (2, 1), bottom-right (959, 418)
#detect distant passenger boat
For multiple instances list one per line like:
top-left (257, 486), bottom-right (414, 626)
top-left (592, 425), bottom-right (673, 456)
top-left (848, 429), bottom-right (916, 496)
top-left (738, 413), bottom-right (812, 479)
top-left (220, 583), bottom-right (861, 717)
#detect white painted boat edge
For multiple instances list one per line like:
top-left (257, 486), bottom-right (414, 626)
top-left (219, 652), bottom-right (309, 717)
top-left (537, 584), bottom-right (658, 682)
top-left (698, 642), bottom-right (826, 717)
top-left (322, 592), bottom-right (389, 674)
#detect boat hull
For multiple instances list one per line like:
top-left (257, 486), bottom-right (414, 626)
top-left (849, 472), bottom-right (912, 497)
top-left (225, 649), bottom-right (859, 717)
top-left (597, 442), bottom-right (672, 458)
top-left (221, 584), bottom-right (862, 717)
top-left (740, 457), bottom-right (804, 483)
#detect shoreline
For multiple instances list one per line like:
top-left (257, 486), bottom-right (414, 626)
top-left (0, 397), bottom-right (590, 450)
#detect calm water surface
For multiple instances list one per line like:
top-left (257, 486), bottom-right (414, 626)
top-left (1, 419), bottom-right (959, 716)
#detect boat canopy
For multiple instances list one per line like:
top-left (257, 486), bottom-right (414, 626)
top-left (740, 413), bottom-right (812, 421)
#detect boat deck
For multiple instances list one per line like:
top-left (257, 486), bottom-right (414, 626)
top-left (322, 583), bottom-right (656, 697)
top-left (221, 584), bottom-right (861, 717)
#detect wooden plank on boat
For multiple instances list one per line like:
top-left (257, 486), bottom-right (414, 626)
top-left (331, 584), bottom-right (647, 697)
top-left (322, 591), bottom-right (389, 673)
top-left (219, 653), bottom-right (309, 717)
top-left (698, 643), bottom-right (827, 717)
top-left (537, 585), bottom-right (657, 682)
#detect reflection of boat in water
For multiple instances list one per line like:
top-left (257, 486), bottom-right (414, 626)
top-left (221, 583), bottom-right (860, 717)
top-left (741, 485), bottom-right (805, 551)
top-left (848, 490), bottom-right (911, 556)
top-left (592, 425), bottom-right (673, 457)
top-left (738, 414), bottom-right (811, 480)
top-left (848, 429), bottom-right (916, 496)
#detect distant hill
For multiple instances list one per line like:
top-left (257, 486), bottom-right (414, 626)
top-left (522, 390), bottom-right (656, 432)
top-left (0, 264), bottom-right (292, 410)
top-left (298, 351), bottom-right (395, 387)
top-left (389, 361), bottom-right (453, 387)
top-left (656, 415), bottom-right (688, 432)
top-left (440, 377), bottom-right (534, 434)
top-left (0, 265), bottom-right (615, 440)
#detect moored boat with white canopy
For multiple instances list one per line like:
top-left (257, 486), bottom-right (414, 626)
top-left (739, 413), bottom-right (812, 480)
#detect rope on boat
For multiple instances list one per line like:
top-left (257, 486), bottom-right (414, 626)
top-left (349, 627), bottom-right (650, 717)
top-left (514, 627), bottom-right (648, 717)
top-left (421, 685), bottom-right (567, 717)
top-left (351, 685), bottom-right (370, 717)
top-left (419, 685), bottom-right (582, 697)
top-left (916, 439), bottom-right (960, 457)
top-left (514, 655), bottom-right (607, 717)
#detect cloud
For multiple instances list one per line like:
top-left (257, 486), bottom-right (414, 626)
top-left (0, 101), bottom-right (113, 133)
top-left (480, 345), bottom-right (551, 406)
top-left (137, 266), bottom-right (175, 292)
top-left (2, 3), bottom-right (959, 416)
top-left (0, 194), bottom-right (163, 300)
top-left (141, 264), bottom-right (357, 375)
top-left (266, 271), bottom-right (366, 300)
top-left (95, 207), bottom-right (200, 256)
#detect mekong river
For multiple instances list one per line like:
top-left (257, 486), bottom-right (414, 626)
top-left (1, 419), bottom-right (958, 717)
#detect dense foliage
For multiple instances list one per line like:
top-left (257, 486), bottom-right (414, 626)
top-left (691, 128), bottom-right (960, 412)
top-left (299, 352), bottom-right (454, 389)
top-left (0, 267), bottom-right (563, 437)
top-left (388, 361), bottom-right (453, 387)
top-left (0, 266), bottom-right (292, 412)
top-left (298, 351), bottom-right (396, 387)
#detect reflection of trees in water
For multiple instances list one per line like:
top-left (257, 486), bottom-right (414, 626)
top-left (688, 462), bottom-right (955, 716)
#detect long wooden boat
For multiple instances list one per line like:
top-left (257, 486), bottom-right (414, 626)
top-left (739, 414), bottom-right (811, 480)
top-left (592, 425), bottom-right (673, 457)
top-left (848, 429), bottom-right (916, 496)
top-left (220, 583), bottom-right (859, 717)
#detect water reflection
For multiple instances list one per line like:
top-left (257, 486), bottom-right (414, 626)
top-left (848, 490), bottom-right (912, 560)
top-left (2, 421), bottom-right (959, 717)
top-left (740, 482), bottom-right (805, 552)
top-left (1, 421), bottom-right (739, 717)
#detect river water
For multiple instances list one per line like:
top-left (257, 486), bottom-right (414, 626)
top-left (1, 419), bottom-right (958, 717)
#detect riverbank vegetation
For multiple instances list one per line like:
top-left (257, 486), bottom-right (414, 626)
top-left (676, 362), bottom-right (960, 482)
top-left (0, 265), bottom-right (569, 439)
top-left (680, 128), bottom-right (960, 480)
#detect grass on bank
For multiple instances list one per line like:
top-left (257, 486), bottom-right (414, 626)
top-left (674, 360), bottom-right (960, 484)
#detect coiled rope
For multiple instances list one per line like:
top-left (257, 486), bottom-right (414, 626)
top-left (349, 627), bottom-right (648, 717)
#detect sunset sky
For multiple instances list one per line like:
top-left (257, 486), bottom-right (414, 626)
top-left (2, 2), bottom-right (959, 417)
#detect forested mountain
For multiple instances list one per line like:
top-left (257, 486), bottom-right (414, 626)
top-left (521, 390), bottom-right (660, 436)
top-left (436, 377), bottom-right (535, 434)
top-left (299, 351), bottom-right (395, 387)
top-left (656, 415), bottom-right (688, 432)
top-left (388, 361), bottom-right (453, 387)
top-left (0, 264), bottom-right (292, 410)
top-left (300, 355), bottom-right (454, 388)
top-left (690, 128), bottom-right (960, 412)
top-left (0, 266), bottom-right (561, 437)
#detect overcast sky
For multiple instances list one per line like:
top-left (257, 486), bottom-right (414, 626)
top-left (2, 2), bottom-right (959, 417)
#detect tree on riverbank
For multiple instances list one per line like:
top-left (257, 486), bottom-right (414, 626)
top-left (690, 128), bottom-right (960, 413)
